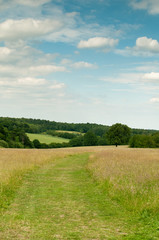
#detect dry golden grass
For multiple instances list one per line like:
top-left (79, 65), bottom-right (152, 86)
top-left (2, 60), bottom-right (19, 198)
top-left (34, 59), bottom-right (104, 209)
top-left (88, 147), bottom-right (159, 214)
top-left (0, 146), bottom-right (108, 186)
top-left (2, 146), bottom-right (158, 215)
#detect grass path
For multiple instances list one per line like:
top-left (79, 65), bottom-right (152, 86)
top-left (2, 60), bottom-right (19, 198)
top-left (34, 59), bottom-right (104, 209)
top-left (0, 153), bottom-right (158, 239)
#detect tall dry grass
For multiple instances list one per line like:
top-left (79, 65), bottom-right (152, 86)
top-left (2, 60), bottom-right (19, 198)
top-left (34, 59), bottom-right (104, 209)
top-left (88, 148), bottom-right (159, 215)
top-left (0, 146), bottom-right (107, 183)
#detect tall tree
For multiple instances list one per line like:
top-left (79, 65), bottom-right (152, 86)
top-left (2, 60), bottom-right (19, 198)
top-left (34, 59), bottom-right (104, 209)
top-left (84, 130), bottom-right (98, 146)
top-left (108, 123), bottom-right (131, 146)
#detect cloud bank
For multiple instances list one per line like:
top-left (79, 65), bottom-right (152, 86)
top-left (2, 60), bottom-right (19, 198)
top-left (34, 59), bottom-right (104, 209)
top-left (0, 19), bottom-right (63, 42)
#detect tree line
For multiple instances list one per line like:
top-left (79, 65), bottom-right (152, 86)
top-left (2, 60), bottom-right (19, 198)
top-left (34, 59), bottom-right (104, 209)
top-left (129, 133), bottom-right (159, 148)
top-left (0, 117), bottom-right (109, 135)
top-left (46, 130), bottom-right (81, 139)
top-left (0, 117), bottom-right (158, 148)
top-left (0, 124), bottom-right (33, 148)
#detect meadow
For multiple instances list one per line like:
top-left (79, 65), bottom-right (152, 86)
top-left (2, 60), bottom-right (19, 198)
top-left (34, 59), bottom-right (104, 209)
top-left (0, 146), bottom-right (105, 210)
top-left (27, 133), bottom-right (69, 144)
top-left (0, 146), bottom-right (159, 239)
top-left (88, 148), bottom-right (159, 215)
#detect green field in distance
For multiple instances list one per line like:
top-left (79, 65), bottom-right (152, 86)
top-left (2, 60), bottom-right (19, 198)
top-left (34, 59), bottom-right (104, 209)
top-left (27, 133), bottom-right (69, 144)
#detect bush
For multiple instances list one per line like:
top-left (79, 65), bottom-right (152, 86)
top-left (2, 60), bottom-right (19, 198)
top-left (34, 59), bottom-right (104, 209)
top-left (13, 142), bottom-right (24, 148)
top-left (129, 135), bottom-right (155, 148)
top-left (0, 140), bottom-right (9, 148)
top-left (70, 136), bottom-right (84, 147)
top-left (48, 142), bottom-right (70, 148)
top-left (33, 139), bottom-right (41, 149)
top-left (47, 130), bottom-right (80, 139)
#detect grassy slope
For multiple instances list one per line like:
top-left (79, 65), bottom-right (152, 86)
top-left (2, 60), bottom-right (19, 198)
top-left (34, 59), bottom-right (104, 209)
top-left (27, 133), bottom-right (69, 144)
top-left (0, 152), bottom-right (159, 239)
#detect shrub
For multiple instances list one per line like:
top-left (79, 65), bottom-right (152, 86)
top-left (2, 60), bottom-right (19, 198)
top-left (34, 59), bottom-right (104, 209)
top-left (0, 140), bottom-right (9, 148)
top-left (129, 135), bottom-right (155, 148)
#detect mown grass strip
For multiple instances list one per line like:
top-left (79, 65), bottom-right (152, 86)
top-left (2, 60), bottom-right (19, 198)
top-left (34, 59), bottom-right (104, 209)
top-left (0, 146), bottom-right (108, 213)
top-left (0, 149), bottom-right (68, 213)
top-left (0, 153), bottom-right (128, 239)
top-left (0, 153), bottom-right (159, 239)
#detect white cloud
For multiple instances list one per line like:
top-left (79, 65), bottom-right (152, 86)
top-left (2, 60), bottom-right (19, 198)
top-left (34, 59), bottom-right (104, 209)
top-left (0, 0), bottom-right (51, 10)
top-left (150, 98), bottom-right (159, 103)
top-left (143, 72), bottom-right (159, 81)
top-left (0, 65), bottom-right (19, 76)
top-left (136, 37), bottom-right (159, 53)
top-left (0, 47), bottom-right (14, 62)
top-left (0, 47), bottom-right (13, 55)
top-left (0, 77), bottom-right (47, 87)
top-left (0, 18), bottom-right (63, 41)
top-left (61, 59), bottom-right (97, 69)
top-left (0, 1), bottom-right (53, 22)
top-left (15, 0), bottom-right (51, 7)
top-left (50, 82), bottom-right (65, 89)
top-left (101, 73), bottom-right (142, 84)
top-left (130, 0), bottom-right (159, 15)
top-left (71, 61), bottom-right (97, 69)
top-left (101, 72), bottom-right (159, 85)
top-left (17, 77), bottom-right (46, 86)
top-left (0, 76), bottom-right (66, 96)
top-left (0, 79), bottom-right (11, 86)
top-left (29, 65), bottom-right (67, 76)
top-left (61, 59), bottom-right (73, 65)
top-left (77, 37), bottom-right (118, 49)
top-left (0, 42), bottom-right (67, 79)
top-left (0, 1), bottom-right (125, 46)
top-left (0, 63), bottom-right (67, 78)
top-left (0, 0), bottom-right (134, 46)
top-left (117, 36), bottom-right (159, 56)
top-left (45, 9), bottom-right (122, 44)
top-left (0, 39), bottom-right (68, 105)
top-left (135, 62), bottom-right (159, 72)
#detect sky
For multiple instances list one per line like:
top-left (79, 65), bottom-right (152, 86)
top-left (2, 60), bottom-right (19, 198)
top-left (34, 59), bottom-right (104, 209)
top-left (0, 0), bottom-right (159, 130)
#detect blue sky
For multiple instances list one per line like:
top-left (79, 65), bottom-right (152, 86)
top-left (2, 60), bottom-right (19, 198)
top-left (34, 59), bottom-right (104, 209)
top-left (0, 0), bottom-right (159, 130)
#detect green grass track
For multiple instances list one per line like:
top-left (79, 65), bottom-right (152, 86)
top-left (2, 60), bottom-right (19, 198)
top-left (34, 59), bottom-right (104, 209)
top-left (0, 153), bottom-right (159, 239)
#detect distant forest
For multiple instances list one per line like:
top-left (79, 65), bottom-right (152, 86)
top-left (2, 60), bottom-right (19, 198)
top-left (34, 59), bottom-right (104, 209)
top-left (0, 117), bottom-right (158, 148)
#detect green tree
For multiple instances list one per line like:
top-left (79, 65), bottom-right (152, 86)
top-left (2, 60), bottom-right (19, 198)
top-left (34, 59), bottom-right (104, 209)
top-left (152, 133), bottom-right (159, 147)
top-left (98, 133), bottom-right (110, 146)
top-left (69, 135), bottom-right (84, 147)
top-left (83, 131), bottom-right (98, 146)
top-left (129, 134), bottom-right (155, 148)
top-left (33, 139), bottom-right (41, 149)
top-left (108, 123), bottom-right (131, 146)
